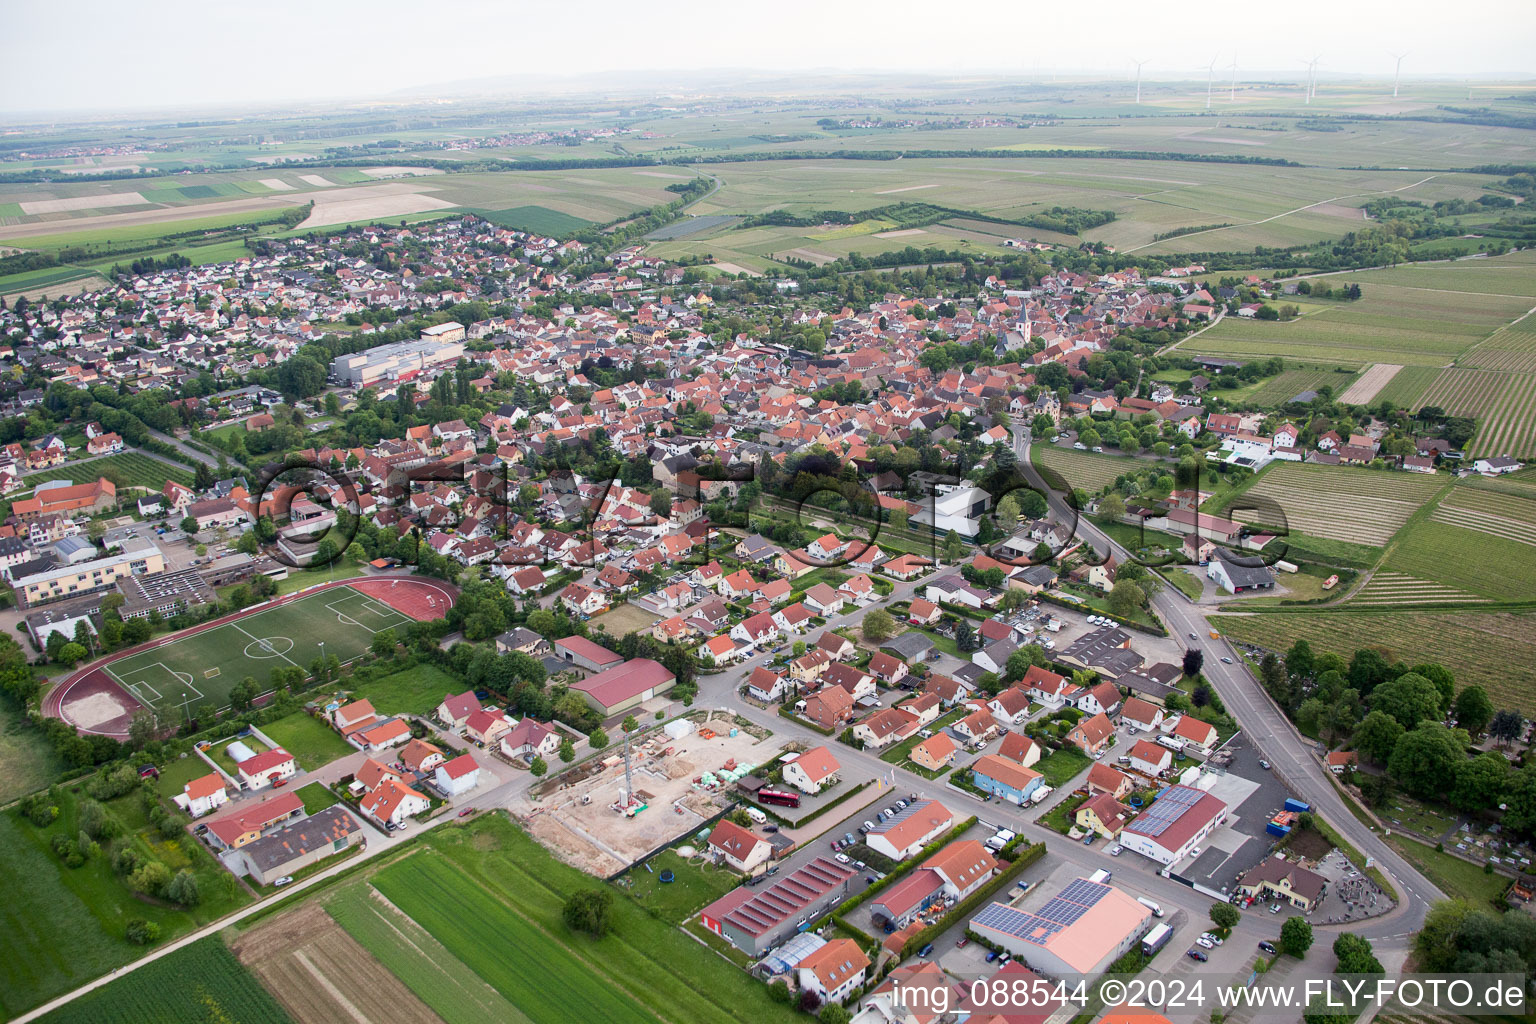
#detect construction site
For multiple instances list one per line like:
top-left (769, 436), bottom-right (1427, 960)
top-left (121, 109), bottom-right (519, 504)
top-left (514, 711), bottom-right (783, 877)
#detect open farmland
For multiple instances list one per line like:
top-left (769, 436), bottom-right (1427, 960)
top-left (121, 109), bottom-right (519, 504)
top-left (1213, 608), bottom-right (1536, 716)
top-left (1243, 365), bottom-right (1360, 407)
top-left (1370, 365), bottom-right (1442, 409)
top-left (1032, 443), bottom-right (1146, 494)
top-left (1222, 462), bottom-right (1446, 548)
top-left (1183, 281), bottom-right (1533, 368)
top-left (1349, 571), bottom-right (1487, 606)
top-left (1374, 486), bottom-right (1536, 602)
top-left (307, 817), bottom-right (800, 1024)
top-left (1338, 363), bottom-right (1404, 405)
top-left (38, 938), bottom-right (293, 1024)
top-left (674, 157), bottom-right (1494, 256)
top-left (233, 902), bottom-right (443, 1024)
top-left (1416, 367), bottom-right (1536, 458)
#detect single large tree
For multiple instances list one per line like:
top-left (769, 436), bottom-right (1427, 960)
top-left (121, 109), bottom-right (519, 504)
top-left (1279, 916), bottom-right (1313, 958)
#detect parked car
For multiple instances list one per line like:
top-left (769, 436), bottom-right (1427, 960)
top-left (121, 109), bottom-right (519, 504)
top-left (1270, 903), bottom-right (1283, 914)
top-left (835, 853), bottom-right (850, 864)
top-left (764, 824), bottom-right (779, 833)
top-left (918, 943), bottom-right (934, 958)
top-left (1200, 932), bottom-right (1223, 946)
top-left (830, 839), bottom-right (841, 851)
top-left (1259, 759), bottom-right (1271, 769)
top-left (1188, 949), bottom-right (1208, 962)
top-left (843, 832), bottom-right (856, 845)
top-left (986, 951), bottom-right (999, 963)
top-left (274, 876), bottom-right (294, 887)
top-left (956, 937), bottom-right (969, 948)
top-left (457, 808), bottom-right (475, 818)
top-left (1109, 844), bottom-right (1123, 856)
top-left (1196, 938), bottom-right (1215, 950)
top-left (1258, 941), bottom-right (1278, 954)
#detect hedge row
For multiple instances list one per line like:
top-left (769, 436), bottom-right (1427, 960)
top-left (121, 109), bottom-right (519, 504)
top-left (777, 703), bottom-right (833, 735)
top-left (900, 840), bottom-right (1047, 957)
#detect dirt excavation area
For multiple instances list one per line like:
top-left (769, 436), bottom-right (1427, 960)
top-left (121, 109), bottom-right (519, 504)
top-left (232, 902), bottom-right (444, 1024)
top-left (515, 713), bottom-right (783, 876)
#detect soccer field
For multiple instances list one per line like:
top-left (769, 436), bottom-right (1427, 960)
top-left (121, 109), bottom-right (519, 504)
top-left (103, 588), bottom-right (414, 714)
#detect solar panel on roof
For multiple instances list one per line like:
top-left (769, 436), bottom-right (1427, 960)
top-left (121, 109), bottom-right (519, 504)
top-left (1129, 785), bottom-right (1204, 838)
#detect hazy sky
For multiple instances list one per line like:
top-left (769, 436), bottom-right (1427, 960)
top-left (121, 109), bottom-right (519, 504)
top-left (5, 0), bottom-right (1535, 115)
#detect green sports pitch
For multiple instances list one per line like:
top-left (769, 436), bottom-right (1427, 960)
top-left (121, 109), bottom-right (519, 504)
top-left (103, 587), bottom-right (413, 715)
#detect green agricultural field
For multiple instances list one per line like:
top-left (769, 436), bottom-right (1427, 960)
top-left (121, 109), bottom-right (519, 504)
top-left (1416, 366), bottom-right (1536, 459)
top-left (351, 662), bottom-right (462, 717)
top-left (259, 711), bottom-right (355, 771)
top-left (372, 853), bottom-right (683, 1024)
top-left (1184, 281), bottom-right (1529, 368)
top-left (1032, 443), bottom-right (1150, 495)
top-left (324, 884), bottom-right (530, 1024)
top-left (462, 205), bottom-right (594, 235)
top-left (37, 938), bottom-right (293, 1024)
top-left (21, 452), bottom-right (194, 490)
top-left (1242, 365), bottom-right (1361, 407)
top-left (1211, 608), bottom-right (1536, 715)
top-left (1218, 462), bottom-right (1447, 549)
top-left (1379, 488), bottom-right (1536, 602)
top-left (1370, 365), bottom-right (1442, 409)
top-left (297, 815), bottom-right (803, 1024)
top-left (101, 586), bottom-right (413, 717)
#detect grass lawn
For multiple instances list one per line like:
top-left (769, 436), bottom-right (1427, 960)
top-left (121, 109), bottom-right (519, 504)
top-left (1037, 791), bottom-right (1089, 835)
top-left (0, 785), bottom-right (252, 1018)
top-left (1160, 567), bottom-right (1205, 601)
top-left (620, 849), bottom-right (742, 924)
top-left (1386, 834), bottom-right (1509, 906)
top-left (296, 782), bottom-right (340, 815)
top-left (916, 628), bottom-right (962, 658)
top-left (153, 753), bottom-right (213, 801)
top-left (0, 703), bottom-right (66, 804)
top-left (260, 711), bottom-right (354, 771)
top-left (353, 663), bottom-right (463, 717)
top-left (1034, 748), bottom-right (1094, 788)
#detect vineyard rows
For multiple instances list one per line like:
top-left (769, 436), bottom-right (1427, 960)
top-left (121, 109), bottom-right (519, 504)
top-left (1431, 489), bottom-right (1536, 548)
top-left (1417, 367), bottom-right (1536, 459)
top-left (1350, 572), bottom-right (1487, 606)
top-left (1235, 464), bottom-right (1442, 547)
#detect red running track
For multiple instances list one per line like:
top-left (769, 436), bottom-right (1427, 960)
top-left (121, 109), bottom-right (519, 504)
top-left (41, 574), bottom-right (459, 740)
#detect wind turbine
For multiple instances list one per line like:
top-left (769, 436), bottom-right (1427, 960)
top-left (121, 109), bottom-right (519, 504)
top-left (1389, 51), bottom-right (1407, 98)
top-left (1204, 56), bottom-right (1219, 110)
top-left (1302, 56), bottom-right (1320, 104)
top-left (1228, 57), bottom-right (1238, 102)
top-left (1132, 58), bottom-right (1149, 104)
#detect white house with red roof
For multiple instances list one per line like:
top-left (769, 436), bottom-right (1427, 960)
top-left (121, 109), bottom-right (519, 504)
top-left (783, 745), bottom-right (841, 794)
top-left (360, 777), bottom-right (430, 827)
top-left (237, 748), bottom-right (297, 791)
top-left (353, 717), bottom-right (412, 752)
top-left (1167, 714), bottom-right (1218, 753)
top-left (1128, 738), bottom-right (1173, 776)
top-left (434, 753), bottom-right (482, 796)
top-left (178, 773), bottom-right (228, 817)
top-left (708, 819), bottom-right (771, 873)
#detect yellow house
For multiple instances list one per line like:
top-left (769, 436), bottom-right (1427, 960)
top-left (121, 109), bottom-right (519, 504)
top-left (789, 649), bottom-right (830, 682)
top-left (911, 733), bottom-right (957, 772)
top-left (1075, 793), bottom-right (1131, 839)
top-left (774, 552), bottom-right (816, 580)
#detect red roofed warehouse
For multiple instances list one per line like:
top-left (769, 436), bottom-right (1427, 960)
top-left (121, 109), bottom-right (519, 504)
top-left (569, 657), bottom-right (676, 717)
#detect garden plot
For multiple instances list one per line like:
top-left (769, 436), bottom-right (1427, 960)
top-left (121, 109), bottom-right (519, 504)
top-left (1234, 463), bottom-right (1443, 547)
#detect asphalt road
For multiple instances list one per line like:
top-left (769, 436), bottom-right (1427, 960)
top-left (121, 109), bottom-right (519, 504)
top-left (1009, 423), bottom-right (1442, 946)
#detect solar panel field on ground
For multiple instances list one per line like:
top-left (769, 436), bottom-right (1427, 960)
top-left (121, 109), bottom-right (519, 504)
top-left (103, 587), bottom-right (412, 714)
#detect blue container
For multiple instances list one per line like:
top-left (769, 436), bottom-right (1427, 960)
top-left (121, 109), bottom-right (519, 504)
top-left (1267, 822), bottom-right (1292, 837)
top-left (1284, 798), bottom-right (1311, 814)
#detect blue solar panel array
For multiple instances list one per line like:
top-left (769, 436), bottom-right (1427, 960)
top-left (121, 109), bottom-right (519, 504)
top-left (1129, 785), bottom-right (1203, 838)
top-left (971, 880), bottom-right (1111, 947)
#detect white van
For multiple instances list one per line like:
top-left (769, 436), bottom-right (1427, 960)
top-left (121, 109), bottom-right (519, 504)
top-left (745, 807), bottom-right (767, 825)
top-left (1136, 896), bottom-right (1164, 918)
